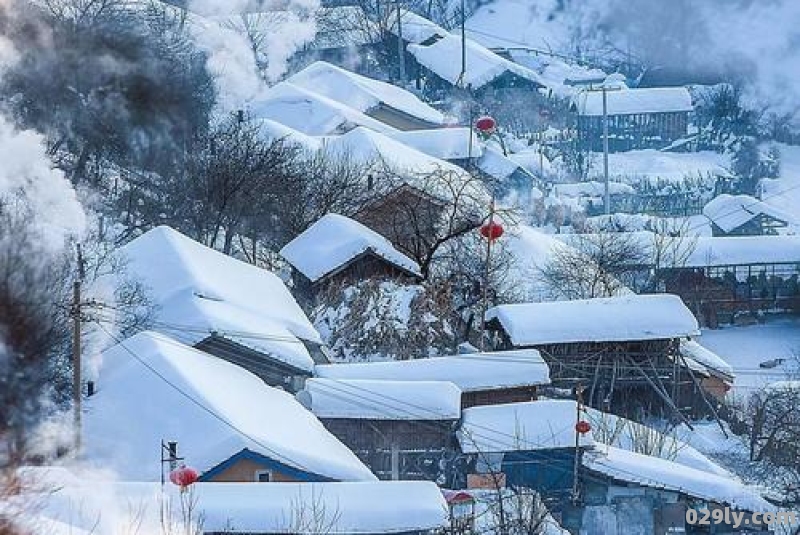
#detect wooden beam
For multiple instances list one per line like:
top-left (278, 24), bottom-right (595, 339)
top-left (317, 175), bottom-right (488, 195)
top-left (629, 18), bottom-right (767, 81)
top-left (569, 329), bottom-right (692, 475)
top-left (626, 356), bottom-right (694, 430)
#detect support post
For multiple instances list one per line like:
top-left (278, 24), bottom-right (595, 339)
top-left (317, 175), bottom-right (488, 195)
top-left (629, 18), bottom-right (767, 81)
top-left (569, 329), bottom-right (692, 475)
top-left (395, 0), bottom-right (406, 85)
top-left (480, 199), bottom-right (495, 351)
top-left (458, 0), bottom-right (466, 87)
top-left (72, 279), bottom-right (81, 456)
top-left (572, 384), bottom-right (584, 504)
top-left (390, 442), bottom-right (400, 480)
top-left (602, 86), bottom-right (610, 216)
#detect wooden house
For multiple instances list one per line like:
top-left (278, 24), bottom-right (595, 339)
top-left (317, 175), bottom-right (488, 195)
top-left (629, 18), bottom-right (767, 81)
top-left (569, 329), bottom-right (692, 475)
top-left (660, 235), bottom-right (800, 326)
top-left (315, 349), bottom-right (550, 410)
top-left (703, 194), bottom-right (792, 236)
top-left (571, 86), bottom-right (693, 152)
top-left (485, 295), bottom-right (707, 420)
top-left (120, 226), bottom-right (327, 391)
top-left (84, 332), bottom-right (376, 484)
top-left (280, 213), bottom-right (422, 300)
top-left (303, 378), bottom-right (461, 483)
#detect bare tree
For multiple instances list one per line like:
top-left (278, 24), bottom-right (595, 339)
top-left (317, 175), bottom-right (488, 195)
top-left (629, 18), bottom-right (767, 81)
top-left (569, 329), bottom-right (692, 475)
top-left (280, 488), bottom-right (341, 534)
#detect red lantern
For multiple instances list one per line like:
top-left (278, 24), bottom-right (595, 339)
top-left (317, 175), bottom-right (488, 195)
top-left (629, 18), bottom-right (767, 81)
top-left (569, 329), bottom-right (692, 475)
top-left (575, 420), bottom-right (591, 435)
top-left (169, 466), bottom-right (199, 488)
top-left (480, 221), bottom-right (504, 241)
top-left (475, 116), bottom-right (497, 135)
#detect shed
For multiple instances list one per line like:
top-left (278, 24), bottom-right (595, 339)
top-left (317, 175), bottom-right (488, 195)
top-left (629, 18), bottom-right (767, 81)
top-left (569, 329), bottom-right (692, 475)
top-left (315, 349), bottom-right (550, 409)
top-left (120, 226), bottom-right (325, 389)
top-left (572, 86), bottom-right (693, 151)
top-left (303, 378), bottom-right (461, 482)
top-left (280, 214), bottom-right (422, 296)
top-left (703, 194), bottom-right (793, 236)
top-left (84, 332), bottom-right (376, 483)
top-left (485, 295), bottom-right (703, 419)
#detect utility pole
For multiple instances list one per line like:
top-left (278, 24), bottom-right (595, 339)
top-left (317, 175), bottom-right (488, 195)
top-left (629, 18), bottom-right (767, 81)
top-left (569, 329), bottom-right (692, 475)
top-left (571, 383), bottom-right (584, 504)
top-left (480, 199), bottom-right (495, 351)
top-left (458, 0), bottom-right (466, 87)
top-left (602, 86), bottom-right (610, 215)
top-left (395, 0), bottom-right (406, 85)
top-left (71, 244), bottom-right (85, 456)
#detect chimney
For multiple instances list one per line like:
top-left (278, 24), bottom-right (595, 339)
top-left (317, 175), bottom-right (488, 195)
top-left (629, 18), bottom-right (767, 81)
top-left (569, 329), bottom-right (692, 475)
top-left (86, 381), bottom-right (95, 397)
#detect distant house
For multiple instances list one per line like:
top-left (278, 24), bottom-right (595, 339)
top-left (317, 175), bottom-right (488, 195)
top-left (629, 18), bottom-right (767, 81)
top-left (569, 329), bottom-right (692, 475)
top-left (285, 61), bottom-right (448, 131)
top-left (120, 226), bottom-right (326, 390)
top-left (571, 86), bottom-right (693, 151)
top-left (303, 378), bottom-right (461, 483)
top-left (485, 295), bottom-right (706, 419)
top-left (84, 332), bottom-right (376, 484)
top-left (280, 213), bottom-right (422, 297)
top-left (660, 235), bottom-right (800, 326)
top-left (314, 349), bottom-right (550, 409)
top-left (703, 194), bottom-right (793, 236)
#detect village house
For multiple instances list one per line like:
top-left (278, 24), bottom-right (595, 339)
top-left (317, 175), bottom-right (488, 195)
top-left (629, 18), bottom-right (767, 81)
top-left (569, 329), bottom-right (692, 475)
top-left (660, 235), bottom-right (800, 326)
top-left (303, 378), bottom-right (461, 483)
top-left (314, 349), bottom-right (550, 409)
top-left (83, 331), bottom-right (376, 484)
top-left (120, 226), bottom-right (326, 390)
top-left (485, 295), bottom-right (711, 420)
top-left (703, 194), bottom-right (794, 236)
top-left (280, 213), bottom-right (422, 300)
top-left (457, 400), bottom-right (771, 535)
top-left (571, 85), bottom-right (693, 152)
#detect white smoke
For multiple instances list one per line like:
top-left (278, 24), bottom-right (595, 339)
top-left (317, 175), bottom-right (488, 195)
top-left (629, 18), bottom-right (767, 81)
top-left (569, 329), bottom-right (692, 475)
top-left (188, 0), bottom-right (320, 111)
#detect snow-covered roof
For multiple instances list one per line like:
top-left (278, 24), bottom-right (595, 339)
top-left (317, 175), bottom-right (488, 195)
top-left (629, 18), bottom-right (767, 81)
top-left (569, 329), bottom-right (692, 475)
top-left (703, 194), bottom-right (794, 233)
top-left (680, 340), bottom-right (735, 380)
top-left (304, 378), bottom-right (461, 420)
top-left (16, 472), bottom-right (448, 535)
top-left (486, 294), bottom-right (700, 346)
top-left (385, 127), bottom-right (482, 160)
top-left (586, 149), bottom-right (731, 183)
top-left (458, 400), bottom-right (594, 453)
top-left (408, 33), bottom-right (544, 90)
top-left (250, 82), bottom-right (398, 135)
top-left (684, 235), bottom-right (800, 267)
top-left (573, 86), bottom-right (693, 116)
top-left (477, 146), bottom-right (535, 182)
top-left (85, 332), bottom-right (376, 482)
top-left (315, 350), bottom-right (550, 392)
top-left (387, 8), bottom-right (448, 45)
top-left (280, 214), bottom-right (421, 283)
top-left (120, 226), bottom-right (321, 372)
top-left (287, 62), bottom-right (446, 126)
top-left (257, 118), bottom-right (322, 152)
top-left (552, 181), bottom-right (635, 197)
top-left (583, 446), bottom-right (771, 513)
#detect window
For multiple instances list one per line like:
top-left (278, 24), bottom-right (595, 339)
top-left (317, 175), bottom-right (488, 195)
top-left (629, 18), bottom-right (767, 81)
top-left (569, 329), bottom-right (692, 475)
top-left (255, 469), bottom-right (272, 482)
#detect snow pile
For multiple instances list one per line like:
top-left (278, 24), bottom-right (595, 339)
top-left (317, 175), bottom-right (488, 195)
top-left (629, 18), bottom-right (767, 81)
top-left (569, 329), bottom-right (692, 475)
top-left (250, 81), bottom-right (396, 135)
top-left (703, 193), bottom-right (795, 233)
top-left (287, 61), bottom-right (446, 126)
top-left (458, 400), bottom-right (594, 453)
top-left (280, 214), bottom-right (421, 283)
top-left (573, 86), bottom-right (692, 116)
top-left (553, 181), bottom-right (635, 198)
top-left (586, 149), bottom-right (731, 184)
top-left (583, 446), bottom-right (771, 513)
top-left (680, 340), bottom-right (735, 379)
top-left (407, 33), bottom-right (544, 90)
top-left (85, 331), bottom-right (375, 482)
top-left (257, 118), bottom-right (322, 152)
top-left (486, 294), bottom-right (699, 346)
top-left (387, 8), bottom-right (447, 45)
top-left (304, 378), bottom-right (461, 420)
top-left (386, 127), bottom-right (482, 160)
top-left (120, 226), bottom-right (321, 372)
top-left (316, 349), bottom-right (550, 392)
top-left (13, 470), bottom-right (447, 534)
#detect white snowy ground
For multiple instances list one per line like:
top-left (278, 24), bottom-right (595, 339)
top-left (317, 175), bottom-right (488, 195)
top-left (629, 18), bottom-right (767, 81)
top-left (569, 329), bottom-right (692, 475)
top-left (696, 317), bottom-right (800, 397)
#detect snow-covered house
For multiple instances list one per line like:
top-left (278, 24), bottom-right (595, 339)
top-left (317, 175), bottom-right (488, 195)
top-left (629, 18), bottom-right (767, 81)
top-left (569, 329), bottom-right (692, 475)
top-left (303, 378), bottom-right (461, 483)
top-left (286, 61), bottom-right (448, 130)
top-left (119, 226), bottom-right (325, 390)
top-left (485, 295), bottom-right (703, 418)
top-left (18, 468), bottom-right (449, 535)
top-left (280, 214), bottom-right (422, 298)
top-left (661, 235), bottom-right (800, 326)
top-left (315, 349), bottom-right (550, 409)
top-left (703, 194), bottom-right (793, 236)
top-left (571, 86), bottom-right (693, 151)
top-left (679, 340), bottom-right (735, 399)
top-left (84, 331), bottom-right (376, 483)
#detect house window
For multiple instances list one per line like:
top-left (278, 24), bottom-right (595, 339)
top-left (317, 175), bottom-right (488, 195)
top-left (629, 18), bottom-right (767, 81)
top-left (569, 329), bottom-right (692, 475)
top-left (255, 469), bottom-right (273, 482)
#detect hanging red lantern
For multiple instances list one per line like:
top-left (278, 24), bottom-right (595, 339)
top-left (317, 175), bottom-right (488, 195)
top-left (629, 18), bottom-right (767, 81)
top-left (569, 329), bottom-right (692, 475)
top-left (480, 221), bottom-right (504, 241)
top-left (575, 420), bottom-right (591, 435)
top-left (475, 116), bottom-right (497, 135)
top-left (169, 466), bottom-right (199, 488)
